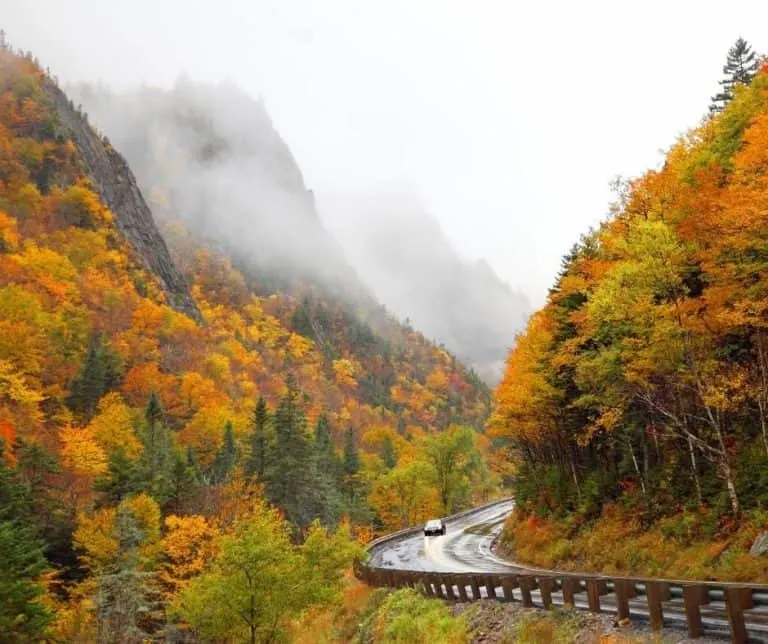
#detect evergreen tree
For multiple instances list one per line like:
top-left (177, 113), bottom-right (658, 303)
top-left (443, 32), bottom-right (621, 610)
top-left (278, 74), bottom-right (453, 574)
top-left (94, 505), bottom-right (162, 642)
top-left (245, 396), bottom-right (271, 480)
top-left (306, 414), bottom-right (343, 527)
top-left (167, 449), bottom-right (199, 514)
top-left (710, 37), bottom-right (760, 113)
top-left (96, 448), bottom-right (143, 504)
top-left (265, 378), bottom-right (310, 526)
top-left (139, 393), bottom-right (174, 504)
top-left (341, 427), bottom-right (368, 520)
top-left (381, 434), bottom-right (397, 469)
top-left (210, 421), bottom-right (238, 484)
top-left (67, 340), bottom-right (122, 419)
top-left (342, 427), bottom-right (360, 479)
top-left (0, 444), bottom-right (52, 640)
top-left (314, 413), bottom-right (336, 471)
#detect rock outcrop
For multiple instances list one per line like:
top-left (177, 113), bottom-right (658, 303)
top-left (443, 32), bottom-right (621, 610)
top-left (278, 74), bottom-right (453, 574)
top-left (42, 79), bottom-right (200, 320)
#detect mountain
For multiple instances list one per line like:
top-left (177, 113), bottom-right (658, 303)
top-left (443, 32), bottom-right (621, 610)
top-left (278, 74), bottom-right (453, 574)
top-left (324, 192), bottom-right (530, 383)
top-left (0, 44), bottom-right (500, 641)
top-left (71, 79), bottom-right (364, 300)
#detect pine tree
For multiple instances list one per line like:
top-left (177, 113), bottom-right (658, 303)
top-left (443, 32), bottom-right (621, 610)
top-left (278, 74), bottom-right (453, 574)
top-left (265, 378), bottom-right (310, 526)
top-left (710, 37), bottom-right (760, 113)
top-left (245, 396), bottom-right (270, 480)
top-left (342, 427), bottom-right (360, 479)
top-left (67, 340), bottom-right (123, 420)
top-left (306, 414), bottom-right (343, 527)
top-left (0, 445), bottom-right (52, 640)
top-left (381, 434), bottom-right (397, 469)
top-left (167, 449), bottom-right (199, 514)
top-left (139, 393), bottom-right (173, 504)
top-left (314, 413), bottom-right (336, 469)
top-left (96, 448), bottom-right (143, 504)
top-left (339, 427), bottom-right (371, 523)
top-left (210, 421), bottom-right (238, 484)
top-left (94, 505), bottom-right (162, 642)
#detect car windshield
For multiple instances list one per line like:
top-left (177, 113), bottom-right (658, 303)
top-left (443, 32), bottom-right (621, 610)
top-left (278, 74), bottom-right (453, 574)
top-left (426, 520), bottom-right (441, 528)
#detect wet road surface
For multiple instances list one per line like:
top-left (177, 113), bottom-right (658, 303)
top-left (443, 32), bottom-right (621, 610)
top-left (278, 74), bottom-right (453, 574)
top-left (367, 500), bottom-right (768, 641)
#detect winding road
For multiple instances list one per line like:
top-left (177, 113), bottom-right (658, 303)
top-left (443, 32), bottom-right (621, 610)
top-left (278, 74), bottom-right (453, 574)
top-left (366, 500), bottom-right (768, 642)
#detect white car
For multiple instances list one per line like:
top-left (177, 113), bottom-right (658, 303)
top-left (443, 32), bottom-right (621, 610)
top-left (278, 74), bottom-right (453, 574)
top-left (424, 519), bottom-right (446, 536)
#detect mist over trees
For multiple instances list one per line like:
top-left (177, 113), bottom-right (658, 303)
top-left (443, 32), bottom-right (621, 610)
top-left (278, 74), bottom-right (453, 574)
top-left (324, 192), bottom-right (530, 383)
top-left (72, 82), bottom-right (527, 383)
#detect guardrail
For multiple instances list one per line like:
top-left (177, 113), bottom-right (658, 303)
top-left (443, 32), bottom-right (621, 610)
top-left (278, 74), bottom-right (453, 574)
top-left (354, 500), bottom-right (768, 643)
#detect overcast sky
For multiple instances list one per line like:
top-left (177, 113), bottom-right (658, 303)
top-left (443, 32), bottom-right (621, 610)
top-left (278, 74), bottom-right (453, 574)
top-left (3, 0), bottom-right (767, 306)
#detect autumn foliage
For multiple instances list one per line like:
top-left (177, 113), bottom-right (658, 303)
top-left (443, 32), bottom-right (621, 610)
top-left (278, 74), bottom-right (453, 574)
top-left (0, 46), bottom-right (498, 640)
top-left (493, 62), bottom-right (768, 574)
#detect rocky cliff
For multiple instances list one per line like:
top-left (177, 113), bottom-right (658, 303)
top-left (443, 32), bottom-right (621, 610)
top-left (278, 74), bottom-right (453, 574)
top-left (42, 78), bottom-right (199, 319)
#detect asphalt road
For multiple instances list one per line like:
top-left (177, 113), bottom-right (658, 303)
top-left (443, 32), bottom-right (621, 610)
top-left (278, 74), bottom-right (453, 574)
top-left (367, 499), bottom-right (514, 572)
top-left (367, 500), bottom-right (768, 642)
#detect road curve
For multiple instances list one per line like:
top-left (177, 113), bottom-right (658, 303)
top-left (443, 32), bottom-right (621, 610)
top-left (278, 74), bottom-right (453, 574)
top-left (368, 499), bottom-right (515, 573)
top-left (366, 500), bottom-right (768, 642)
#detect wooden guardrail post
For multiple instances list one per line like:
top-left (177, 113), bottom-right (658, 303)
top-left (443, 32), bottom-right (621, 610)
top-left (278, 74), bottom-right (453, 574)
top-left (645, 581), bottom-right (669, 631)
top-left (614, 580), bottom-right (636, 622)
top-left (587, 579), bottom-right (608, 613)
top-left (437, 574), bottom-right (451, 600)
top-left (501, 575), bottom-right (518, 602)
top-left (724, 587), bottom-right (753, 644)
top-left (681, 585), bottom-right (709, 639)
top-left (538, 577), bottom-right (557, 609)
top-left (455, 575), bottom-right (470, 602)
top-left (420, 574), bottom-right (433, 597)
top-left (561, 577), bottom-right (580, 607)
top-left (518, 576), bottom-right (536, 607)
top-left (470, 575), bottom-right (482, 600)
top-left (484, 575), bottom-right (498, 600)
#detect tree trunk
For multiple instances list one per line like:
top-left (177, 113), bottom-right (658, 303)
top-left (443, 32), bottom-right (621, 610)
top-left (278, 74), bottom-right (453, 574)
top-left (687, 436), bottom-right (703, 506)
top-left (628, 439), bottom-right (646, 494)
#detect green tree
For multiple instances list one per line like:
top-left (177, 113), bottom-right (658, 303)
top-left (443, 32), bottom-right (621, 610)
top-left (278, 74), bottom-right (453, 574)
top-left (138, 393), bottom-right (174, 504)
top-left (173, 505), bottom-right (358, 644)
top-left (306, 413), bottom-right (343, 527)
top-left (67, 340), bottom-right (122, 420)
top-left (0, 443), bottom-right (52, 640)
top-left (245, 396), bottom-right (271, 480)
top-left (710, 37), bottom-right (760, 113)
top-left (96, 447), bottom-right (143, 504)
top-left (166, 449), bottom-right (199, 514)
top-left (265, 379), bottom-right (310, 526)
top-left (93, 503), bottom-right (162, 643)
top-left (420, 426), bottom-right (480, 514)
top-left (381, 434), bottom-right (397, 469)
top-left (341, 426), bottom-right (370, 524)
top-left (210, 421), bottom-right (238, 484)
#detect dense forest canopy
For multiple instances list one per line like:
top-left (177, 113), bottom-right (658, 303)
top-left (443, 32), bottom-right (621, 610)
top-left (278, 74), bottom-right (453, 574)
top-left (493, 47), bottom-right (768, 522)
top-left (0, 43), bottom-right (499, 641)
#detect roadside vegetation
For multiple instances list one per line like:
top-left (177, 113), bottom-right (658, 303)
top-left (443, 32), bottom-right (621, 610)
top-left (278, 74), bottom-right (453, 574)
top-left (492, 40), bottom-right (768, 581)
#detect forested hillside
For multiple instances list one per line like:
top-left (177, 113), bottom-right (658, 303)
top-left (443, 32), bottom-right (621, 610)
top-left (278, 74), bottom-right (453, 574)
top-left (0, 45), bottom-right (497, 641)
top-left (324, 192), bottom-right (530, 384)
top-left (494, 47), bottom-right (768, 580)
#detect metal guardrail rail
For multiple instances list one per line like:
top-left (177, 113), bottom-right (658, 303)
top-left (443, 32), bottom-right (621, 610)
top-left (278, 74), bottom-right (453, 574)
top-left (355, 500), bottom-right (768, 643)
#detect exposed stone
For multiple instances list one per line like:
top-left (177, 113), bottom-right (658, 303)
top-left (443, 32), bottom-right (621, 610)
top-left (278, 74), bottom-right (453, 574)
top-left (750, 531), bottom-right (768, 556)
top-left (42, 78), bottom-right (200, 321)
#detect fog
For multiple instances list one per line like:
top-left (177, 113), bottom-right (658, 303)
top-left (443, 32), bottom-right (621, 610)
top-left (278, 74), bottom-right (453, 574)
top-left (70, 80), bottom-right (527, 381)
top-left (71, 80), bottom-right (359, 296)
top-left (4, 0), bottom-right (768, 377)
top-left (324, 189), bottom-right (530, 382)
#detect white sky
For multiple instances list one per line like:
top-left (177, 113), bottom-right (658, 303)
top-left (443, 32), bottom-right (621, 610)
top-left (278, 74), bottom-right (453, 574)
top-left (3, 0), bottom-right (767, 306)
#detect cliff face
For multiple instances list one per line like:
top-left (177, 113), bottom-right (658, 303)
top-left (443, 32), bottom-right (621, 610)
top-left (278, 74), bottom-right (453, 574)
top-left (42, 79), bottom-right (199, 319)
top-left (71, 81), bottom-right (363, 302)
